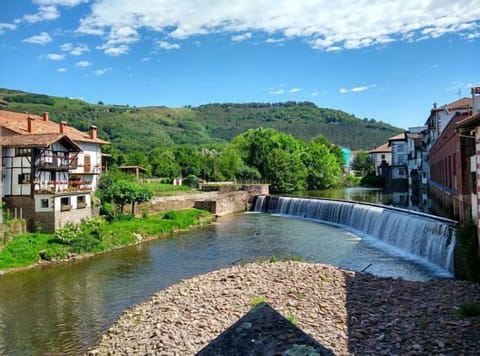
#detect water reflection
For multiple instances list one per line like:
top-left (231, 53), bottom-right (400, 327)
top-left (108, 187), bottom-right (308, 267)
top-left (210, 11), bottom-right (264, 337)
top-left (0, 213), bottom-right (442, 355)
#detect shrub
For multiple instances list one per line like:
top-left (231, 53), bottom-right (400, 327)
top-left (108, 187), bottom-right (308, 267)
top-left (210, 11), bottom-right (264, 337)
top-left (55, 224), bottom-right (80, 244)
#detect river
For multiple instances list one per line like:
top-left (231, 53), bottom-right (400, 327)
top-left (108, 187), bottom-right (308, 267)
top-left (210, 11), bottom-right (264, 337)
top-left (0, 209), bottom-right (447, 355)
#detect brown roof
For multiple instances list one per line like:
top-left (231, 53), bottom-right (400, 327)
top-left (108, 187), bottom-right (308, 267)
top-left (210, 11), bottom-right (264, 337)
top-left (0, 133), bottom-right (81, 151)
top-left (119, 165), bottom-right (147, 172)
top-left (388, 132), bottom-right (406, 141)
top-left (456, 112), bottom-right (480, 130)
top-left (433, 97), bottom-right (472, 112)
top-left (368, 143), bottom-right (391, 154)
top-left (0, 110), bottom-right (108, 144)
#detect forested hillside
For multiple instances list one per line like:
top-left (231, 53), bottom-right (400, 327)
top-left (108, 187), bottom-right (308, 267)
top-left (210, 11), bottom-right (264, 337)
top-left (0, 89), bottom-right (402, 153)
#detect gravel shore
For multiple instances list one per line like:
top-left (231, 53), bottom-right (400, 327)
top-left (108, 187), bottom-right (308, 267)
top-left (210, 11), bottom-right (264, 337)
top-left (92, 262), bottom-right (480, 355)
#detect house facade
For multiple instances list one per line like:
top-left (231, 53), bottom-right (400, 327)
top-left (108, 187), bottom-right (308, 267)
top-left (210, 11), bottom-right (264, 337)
top-left (0, 110), bottom-right (107, 231)
top-left (368, 143), bottom-right (391, 178)
top-left (388, 133), bottom-right (408, 189)
top-left (454, 87), bottom-right (480, 241)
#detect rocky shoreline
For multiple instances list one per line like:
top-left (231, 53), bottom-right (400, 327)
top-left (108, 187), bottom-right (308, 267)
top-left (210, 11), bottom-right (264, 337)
top-left (91, 262), bottom-right (480, 355)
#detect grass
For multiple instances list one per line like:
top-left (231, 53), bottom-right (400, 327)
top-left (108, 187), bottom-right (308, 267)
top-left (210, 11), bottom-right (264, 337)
top-left (286, 314), bottom-right (298, 325)
top-left (456, 302), bottom-right (480, 318)
top-left (0, 209), bottom-right (213, 271)
top-left (143, 182), bottom-right (196, 196)
top-left (250, 296), bottom-right (269, 307)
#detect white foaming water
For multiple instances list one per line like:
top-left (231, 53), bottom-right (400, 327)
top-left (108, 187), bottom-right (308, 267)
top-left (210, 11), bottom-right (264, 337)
top-left (254, 196), bottom-right (456, 275)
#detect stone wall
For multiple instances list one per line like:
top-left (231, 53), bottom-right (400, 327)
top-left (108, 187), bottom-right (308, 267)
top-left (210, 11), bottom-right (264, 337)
top-left (4, 196), bottom-right (36, 231)
top-left (0, 219), bottom-right (27, 245)
top-left (139, 184), bottom-right (269, 216)
top-left (54, 208), bottom-right (92, 231)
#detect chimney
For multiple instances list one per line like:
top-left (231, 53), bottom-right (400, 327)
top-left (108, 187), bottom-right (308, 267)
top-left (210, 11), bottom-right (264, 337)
top-left (89, 125), bottom-right (97, 140)
top-left (472, 86), bottom-right (480, 115)
top-left (27, 117), bottom-right (35, 133)
top-left (60, 121), bottom-right (67, 134)
top-left (42, 112), bottom-right (49, 121)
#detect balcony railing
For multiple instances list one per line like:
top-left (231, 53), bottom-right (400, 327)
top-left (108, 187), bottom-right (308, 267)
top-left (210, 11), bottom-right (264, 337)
top-left (36, 158), bottom-right (76, 171)
top-left (34, 181), bottom-right (92, 194)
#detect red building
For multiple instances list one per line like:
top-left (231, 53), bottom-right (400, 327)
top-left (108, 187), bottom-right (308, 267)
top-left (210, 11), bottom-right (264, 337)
top-left (429, 112), bottom-right (474, 221)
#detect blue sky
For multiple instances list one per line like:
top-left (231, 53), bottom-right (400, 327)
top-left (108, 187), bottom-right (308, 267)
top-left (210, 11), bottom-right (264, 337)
top-left (1, 0), bottom-right (480, 130)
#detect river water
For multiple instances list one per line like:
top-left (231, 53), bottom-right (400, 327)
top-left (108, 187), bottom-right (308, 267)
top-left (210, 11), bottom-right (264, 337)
top-left (0, 210), bottom-right (445, 355)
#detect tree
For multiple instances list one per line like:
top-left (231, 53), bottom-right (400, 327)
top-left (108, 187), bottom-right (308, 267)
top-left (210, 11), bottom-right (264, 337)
top-left (352, 152), bottom-right (375, 175)
top-left (98, 171), bottom-right (152, 215)
top-left (265, 148), bottom-right (307, 193)
top-left (303, 140), bottom-right (342, 190)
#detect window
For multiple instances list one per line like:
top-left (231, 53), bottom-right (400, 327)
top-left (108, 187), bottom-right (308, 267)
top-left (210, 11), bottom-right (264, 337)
top-left (18, 173), bottom-right (31, 184)
top-left (15, 148), bottom-right (32, 156)
top-left (60, 197), bottom-right (71, 211)
top-left (84, 154), bottom-right (91, 173)
top-left (381, 154), bottom-right (385, 160)
top-left (41, 199), bottom-right (49, 208)
top-left (77, 196), bottom-right (86, 209)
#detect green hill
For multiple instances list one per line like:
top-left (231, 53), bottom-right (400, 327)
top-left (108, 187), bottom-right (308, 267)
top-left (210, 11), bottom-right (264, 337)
top-left (0, 89), bottom-right (402, 152)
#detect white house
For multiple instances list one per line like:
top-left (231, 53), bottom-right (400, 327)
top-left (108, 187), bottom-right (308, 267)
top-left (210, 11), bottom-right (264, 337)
top-left (0, 110), bottom-right (107, 231)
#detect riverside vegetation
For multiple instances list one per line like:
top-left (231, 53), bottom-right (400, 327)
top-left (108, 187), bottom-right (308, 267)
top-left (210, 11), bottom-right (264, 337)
top-left (0, 209), bottom-right (213, 271)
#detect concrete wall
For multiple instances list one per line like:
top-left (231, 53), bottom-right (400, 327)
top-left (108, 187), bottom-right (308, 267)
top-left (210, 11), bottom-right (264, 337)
top-left (139, 184), bottom-right (270, 216)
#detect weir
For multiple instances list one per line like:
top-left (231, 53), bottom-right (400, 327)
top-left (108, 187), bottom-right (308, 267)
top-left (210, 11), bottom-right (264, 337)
top-left (254, 196), bottom-right (457, 275)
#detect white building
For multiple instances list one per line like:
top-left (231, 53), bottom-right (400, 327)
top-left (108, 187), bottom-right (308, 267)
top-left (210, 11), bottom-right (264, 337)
top-left (0, 110), bottom-right (107, 231)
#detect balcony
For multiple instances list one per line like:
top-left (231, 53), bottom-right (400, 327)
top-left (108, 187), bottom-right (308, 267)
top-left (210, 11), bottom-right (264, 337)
top-left (34, 181), bottom-right (92, 194)
top-left (36, 157), bottom-right (75, 171)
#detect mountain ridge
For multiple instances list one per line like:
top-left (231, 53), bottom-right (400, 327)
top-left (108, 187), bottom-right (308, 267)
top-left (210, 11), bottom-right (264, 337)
top-left (0, 88), bottom-right (402, 152)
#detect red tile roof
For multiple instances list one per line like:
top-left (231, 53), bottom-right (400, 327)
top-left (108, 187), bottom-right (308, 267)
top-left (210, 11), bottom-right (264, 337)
top-left (433, 97), bottom-right (472, 112)
top-left (0, 133), bottom-right (81, 150)
top-left (368, 143), bottom-right (391, 154)
top-left (388, 133), bottom-right (406, 141)
top-left (0, 110), bottom-right (108, 144)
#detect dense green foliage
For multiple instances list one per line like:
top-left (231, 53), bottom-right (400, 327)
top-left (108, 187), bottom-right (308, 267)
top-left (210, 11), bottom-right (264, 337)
top-left (0, 209), bottom-right (212, 270)
top-left (352, 151), bottom-right (375, 175)
top-left (97, 170), bottom-right (153, 215)
top-left (233, 128), bottom-right (344, 193)
top-left (0, 88), bottom-right (402, 153)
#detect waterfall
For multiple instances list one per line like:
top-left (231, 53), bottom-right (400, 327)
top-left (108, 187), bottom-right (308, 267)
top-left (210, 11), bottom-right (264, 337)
top-left (254, 196), bottom-right (456, 275)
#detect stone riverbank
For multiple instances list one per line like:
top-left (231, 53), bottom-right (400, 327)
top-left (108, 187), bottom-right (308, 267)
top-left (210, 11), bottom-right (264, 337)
top-left (91, 262), bottom-right (480, 355)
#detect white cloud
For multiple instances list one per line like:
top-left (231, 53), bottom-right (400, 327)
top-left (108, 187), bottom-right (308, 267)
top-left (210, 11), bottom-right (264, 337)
top-left (232, 32), bottom-right (252, 42)
top-left (57, 67), bottom-right (67, 72)
top-left (76, 0), bottom-right (480, 52)
top-left (157, 40), bottom-right (180, 50)
top-left (45, 53), bottom-right (65, 60)
top-left (22, 32), bottom-right (52, 45)
top-left (0, 23), bottom-right (16, 35)
top-left (266, 37), bottom-right (285, 43)
top-left (340, 84), bottom-right (376, 94)
top-left (311, 91), bottom-right (319, 97)
top-left (289, 87), bottom-right (301, 93)
top-left (351, 86), bottom-right (369, 92)
top-left (94, 68), bottom-right (110, 75)
top-left (140, 57), bottom-right (151, 62)
top-left (97, 44), bottom-right (130, 56)
top-left (270, 89), bottom-right (285, 95)
top-left (60, 42), bottom-right (90, 55)
top-left (23, 5), bottom-right (59, 23)
top-left (75, 60), bottom-right (92, 67)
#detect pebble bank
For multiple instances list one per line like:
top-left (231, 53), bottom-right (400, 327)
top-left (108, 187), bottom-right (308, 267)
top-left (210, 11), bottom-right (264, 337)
top-left (91, 262), bottom-right (480, 355)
